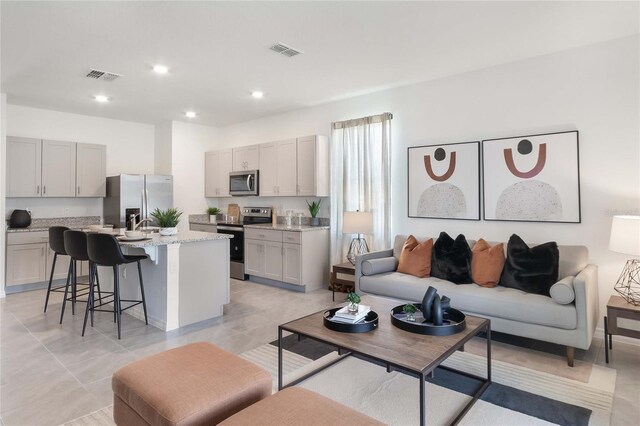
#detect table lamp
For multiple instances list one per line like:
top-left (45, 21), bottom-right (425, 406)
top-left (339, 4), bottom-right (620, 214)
top-left (343, 211), bottom-right (373, 265)
top-left (609, 215), bottom-right (640, 305)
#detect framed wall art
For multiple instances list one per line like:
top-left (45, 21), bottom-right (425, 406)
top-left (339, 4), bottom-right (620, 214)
top-left (482, 130), bottom-right (581, 223)
top-left (408, 141), bottom-right (480, 220)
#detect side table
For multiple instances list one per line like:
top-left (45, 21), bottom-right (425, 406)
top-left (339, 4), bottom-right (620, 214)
top-left (604, 295), bottom-right (640, 363)
top-left (329, 262), bottom-right (355, 301)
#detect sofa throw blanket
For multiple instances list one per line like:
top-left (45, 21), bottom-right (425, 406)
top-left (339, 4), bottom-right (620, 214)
top-left (431, 232), bottom-right (472, 284)
top-left (500, 234), bottom-right (559, 296)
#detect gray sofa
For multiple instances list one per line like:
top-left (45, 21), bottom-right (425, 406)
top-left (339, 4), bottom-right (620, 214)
top-left (355, 235), bottom-right (599, 366)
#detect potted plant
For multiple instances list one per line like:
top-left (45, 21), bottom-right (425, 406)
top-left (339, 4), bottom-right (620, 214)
top-left (346, 292), bottom-right (361, 313)
top-left (403, 303), bottom-right (417, 322)
top-left (151, 208), bottom-right (183, 236)
top-left (207, 207), bottom-right (222, 223)
top-left (306, 199), bottom-right (322, 226)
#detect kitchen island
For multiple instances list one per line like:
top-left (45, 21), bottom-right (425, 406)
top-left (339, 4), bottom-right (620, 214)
top-left (100, 231), bottom-right (232, 331)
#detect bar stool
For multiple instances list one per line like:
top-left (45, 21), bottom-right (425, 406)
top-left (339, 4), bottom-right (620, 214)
top-left (44, 226), bottom-right (73, 313)
top-left (61, 230), bottom-right (110, 325)
top-left (86, 233), bottom-right (149, 339)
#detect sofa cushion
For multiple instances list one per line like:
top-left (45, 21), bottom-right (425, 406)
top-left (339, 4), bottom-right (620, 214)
top-left (397, 235), bottom-right (433, 278)
top-left (500, 234), bottom-right (559, 296)
top-left (431, 232), bottom-right (472, 284)
top-left (362, 257), bottom-right (398, 276)
top-left (471, 239), bottom-right (505, 288)
top-left (360, 273), bottom-right (577, 329)
top-left (550, 276), bottom-right (576, 305)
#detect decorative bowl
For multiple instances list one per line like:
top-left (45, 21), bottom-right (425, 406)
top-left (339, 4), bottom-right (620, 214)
top-left (125, 230), bottom-right (143, 238)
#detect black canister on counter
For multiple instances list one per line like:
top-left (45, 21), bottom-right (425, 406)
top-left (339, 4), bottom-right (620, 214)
top-left (9, 209), bottom-right (31, 228)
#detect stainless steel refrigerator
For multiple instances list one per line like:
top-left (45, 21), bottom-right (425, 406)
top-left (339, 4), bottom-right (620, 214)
top-left (103, 175), bottom-right (173, 228)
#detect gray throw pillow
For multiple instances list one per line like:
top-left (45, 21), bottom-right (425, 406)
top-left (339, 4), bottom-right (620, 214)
top-left (550, 276), bottom-right (576, 304)
top-left (362, 257), bottom-right (398, 276)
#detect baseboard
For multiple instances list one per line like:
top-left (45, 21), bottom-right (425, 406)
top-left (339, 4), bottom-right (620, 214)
top-left (595, 326), bottom-right (640, 347)
top-left (122, 304), bottom-right (167, 331)
top-left (248, 275), bottom-right (306, 293)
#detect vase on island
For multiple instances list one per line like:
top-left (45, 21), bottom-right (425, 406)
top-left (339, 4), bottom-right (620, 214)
top-left (160, 227), bottom-right (178, 236)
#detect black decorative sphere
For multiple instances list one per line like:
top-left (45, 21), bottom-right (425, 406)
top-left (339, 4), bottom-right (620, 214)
top-left (9, 210), bottom-right (31, 228)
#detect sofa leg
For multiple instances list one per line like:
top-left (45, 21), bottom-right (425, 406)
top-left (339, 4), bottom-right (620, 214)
top-left (566, 346), bottom-right (575, 367)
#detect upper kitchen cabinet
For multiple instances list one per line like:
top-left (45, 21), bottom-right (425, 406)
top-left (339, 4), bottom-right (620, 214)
top-left (76, 143), bottom-right (107, 197)
top-left (232, 144), bottom-right (259, 171)
top-left (205, 149), bottom-right (233, 197)
top-left (296, 135), bottom-right (329, 197)
top-left (6, 136), bottom-right (42, 197)
top-left (259, 139), bottom-right (297, 197)
top-left (41, 140), bottom-right (76, 197)
top-left (6, 137), bottom-right (107, 198)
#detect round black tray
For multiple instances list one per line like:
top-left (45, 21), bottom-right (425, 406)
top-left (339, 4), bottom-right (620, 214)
top-left (323, 308), bottom-right (379, 333)
top-left (390, 303), bottom-right (466, 336)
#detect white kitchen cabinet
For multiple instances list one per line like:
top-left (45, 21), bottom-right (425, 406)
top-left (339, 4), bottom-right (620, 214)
top-left (232, 145), bottom-right (259, 171)
top-left (244, 228), bottom-right (329, 291)
top-left (6, 243), bottom-right (47, 286)
top-left (41, 140), bottom-right (76, 197)
top-left (76, 143), bottom-right (106, 197)
top-left (6, 136), bottom-right (42, 197)
top-left (259, 139), bottom-right (297, 196)
top-left (297, 135), bottom-right (329, 197)
top-left (205, 149), bottom-right (233, 197)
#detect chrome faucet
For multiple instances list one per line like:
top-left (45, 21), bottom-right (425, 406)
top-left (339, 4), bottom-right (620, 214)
top-left (129, 214), bottom-right (153, 231)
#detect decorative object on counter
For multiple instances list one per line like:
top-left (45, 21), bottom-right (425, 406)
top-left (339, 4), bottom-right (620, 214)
top-left (343, 210), bottom-right (373, 265)
top-left (151, 208), bottom-right (183, 236)
top-left (323, 307), bottom-right (378, 333)
top-left (609, 215), bottom-right (640, 305)
top-left (346, 291), bottom-right (361, 313)
top-left (285, 210), bottom-right (293, 227)
top-left (207, 207), bottom-right (222, 223)
top-left (391, 286), bottom-right (466, 336)
top-left (307, 199), bottom-right (322, 226)
top-left (9, 209), bottom-right (31, 228)
top-left (227, 204), bottom-right (241, 223)
top-left (402, 303), bottom-right (417, 322)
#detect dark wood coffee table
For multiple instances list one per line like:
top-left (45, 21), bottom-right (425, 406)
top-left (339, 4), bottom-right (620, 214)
top-left (278, 297), bottom-right (491, 426)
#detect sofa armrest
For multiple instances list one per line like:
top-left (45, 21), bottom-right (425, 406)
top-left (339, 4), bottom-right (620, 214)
top-left (572, 264), bottom-right (599, 350)
top-left (354, 249), bottom-right (394, 294)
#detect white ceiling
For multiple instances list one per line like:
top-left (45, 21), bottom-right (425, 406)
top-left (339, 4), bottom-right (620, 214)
top-left (2, 1), bottom-right (638, 127)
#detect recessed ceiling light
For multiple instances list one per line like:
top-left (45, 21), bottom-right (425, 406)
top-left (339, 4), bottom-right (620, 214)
top-left (185, 111), bottom-right (197, 118)
top-left (251, 91), bottom-right (264, 99)
top-left (94, 95), bottom-right (109, 103)
top-left (153, 65), bottom-right (169, 74)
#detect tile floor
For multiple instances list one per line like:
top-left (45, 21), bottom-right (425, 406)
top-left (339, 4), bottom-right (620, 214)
top-left (1, 279), bottom-right (639, 425)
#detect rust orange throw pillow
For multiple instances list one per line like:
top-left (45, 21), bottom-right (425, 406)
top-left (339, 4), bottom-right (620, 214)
top-left (397, 235), bottom-right (433, 278)
top-left (471, 239), bottom-right (505, 288)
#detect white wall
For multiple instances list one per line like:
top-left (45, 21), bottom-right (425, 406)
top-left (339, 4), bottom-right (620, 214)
top-left (1, 93), bottom-right (7, 295)
top-left (170, 121), bottom-right (219, 229)
top-left (154, 121), bottom-right (172, 175)
top-left (5, 104), bottom-right (155, 218)
top-left (219, 35), bottom-right (640, 320)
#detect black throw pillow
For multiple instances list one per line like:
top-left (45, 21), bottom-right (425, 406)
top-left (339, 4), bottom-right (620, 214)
top-left (500, 234), bottom-right (559, 296)
top-left (431, 232), bottom-right (472, 284)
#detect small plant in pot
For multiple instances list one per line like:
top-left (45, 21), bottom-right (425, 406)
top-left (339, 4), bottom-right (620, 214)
top-left (346, 292), bottom-right (361, 313)
top-left (151, 208), bottom-right (183, 236)
top-left (403, 303), bottom-right (417, 322)
top-left (306, 199), bottom-right (321, 226)
top-left (207, 207), bottom-right (222, 223)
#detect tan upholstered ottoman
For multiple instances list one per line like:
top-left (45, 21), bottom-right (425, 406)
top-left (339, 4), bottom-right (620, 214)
top-left (112, 342), bottom-right (272, 426)
top-left (220, 387), bottom-right (385, 426)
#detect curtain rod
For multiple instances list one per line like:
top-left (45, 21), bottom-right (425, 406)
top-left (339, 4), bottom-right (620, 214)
top-left (332, 112), bottom-right (393, 129)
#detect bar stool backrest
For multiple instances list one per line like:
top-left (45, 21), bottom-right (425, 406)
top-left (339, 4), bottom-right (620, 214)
top-left (64, 230), bottom-right (90, 261)
top-left (49, 226), bottom-right (70, 255)
top-left (87, 233), bottom-right (127, 266)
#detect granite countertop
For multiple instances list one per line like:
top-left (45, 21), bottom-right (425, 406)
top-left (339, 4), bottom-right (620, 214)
top-left (119, 230), bottom-right (232, 248)
top-left (7, 216), bottom-right (102, 233)
top-left (243, 223), bottom-right (330, 232)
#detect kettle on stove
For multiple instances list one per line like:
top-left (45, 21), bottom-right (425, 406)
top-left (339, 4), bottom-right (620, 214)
top-left (9, 209), bottom-right (31, 229)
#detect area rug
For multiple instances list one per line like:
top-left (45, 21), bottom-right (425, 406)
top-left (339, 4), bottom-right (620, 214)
top-left (240, 337), bottom-right (616, 426)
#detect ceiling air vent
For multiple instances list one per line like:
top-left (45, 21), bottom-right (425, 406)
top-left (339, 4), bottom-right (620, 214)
top-left (269, 43), bottom-right (303, 58)
top-left (85, 69), bottom-right (122, 81)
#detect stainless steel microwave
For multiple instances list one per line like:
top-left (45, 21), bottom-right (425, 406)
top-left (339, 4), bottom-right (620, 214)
top-left (229, 170), bottom-right (259, 196)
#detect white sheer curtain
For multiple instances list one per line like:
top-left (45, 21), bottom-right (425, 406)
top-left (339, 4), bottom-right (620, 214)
top-left (330, 112), bottom-right (392, 265)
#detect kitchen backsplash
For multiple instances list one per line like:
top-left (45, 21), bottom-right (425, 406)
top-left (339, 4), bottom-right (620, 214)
top-left (5, 197), bottom-right (102, 219)
top-left (210, 196), bottom-right (330, 221)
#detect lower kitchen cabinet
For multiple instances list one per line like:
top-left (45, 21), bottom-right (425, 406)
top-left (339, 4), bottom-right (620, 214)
top-left (47, 248), bottom-right (72, 281)
top-left (244, 228), bottom-right (329, 291)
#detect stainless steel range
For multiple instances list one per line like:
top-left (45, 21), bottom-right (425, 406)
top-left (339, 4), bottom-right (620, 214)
top-left (215, 207), bottom-right (272, 280)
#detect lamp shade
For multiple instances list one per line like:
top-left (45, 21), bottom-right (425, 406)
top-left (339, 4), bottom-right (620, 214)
top-left (609, 215), bottom-right (640, 256)
top-left (343, 211), bottom-right (373, 235)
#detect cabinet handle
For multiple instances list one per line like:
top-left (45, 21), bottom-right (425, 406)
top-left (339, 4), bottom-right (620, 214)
top-left (259, 234), bottom-right (265, 238)
top-left (41, 247), bottom-right (44, 255)
top-left (77, 186), bottom-right (80, 195)
top-left (273, 186), bottom-right (276, 194)
top-left (43, 186), bottom-right (46, 195)
top-left (36, 185), bottom-right (39, 194)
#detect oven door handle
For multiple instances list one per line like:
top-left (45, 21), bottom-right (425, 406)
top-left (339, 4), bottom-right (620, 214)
top-left (217, 226), bottom-right (244, 232)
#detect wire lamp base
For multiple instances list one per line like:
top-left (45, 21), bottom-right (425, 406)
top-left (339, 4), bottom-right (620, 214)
top-left (614, 259), bottom-right (640, 306)
top-left (347, 235), bottom-right (370, 265)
